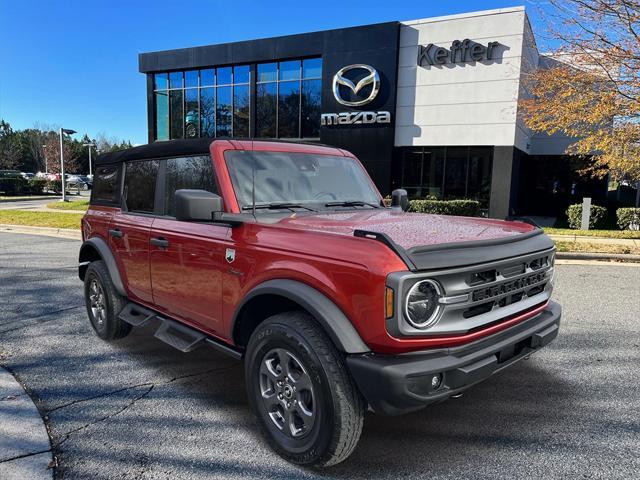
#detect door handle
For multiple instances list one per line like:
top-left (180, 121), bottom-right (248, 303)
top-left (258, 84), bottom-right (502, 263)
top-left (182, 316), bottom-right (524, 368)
top-left (108, 228), bottom-right (123, 238)
top-left (150, 237), bottom-right (169, 248)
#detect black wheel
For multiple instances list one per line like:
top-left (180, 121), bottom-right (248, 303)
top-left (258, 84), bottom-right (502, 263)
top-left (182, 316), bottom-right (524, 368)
top-left (245, 312), bottom-right (364, 468)
top-left (83, 260), bottom-right (131, 340)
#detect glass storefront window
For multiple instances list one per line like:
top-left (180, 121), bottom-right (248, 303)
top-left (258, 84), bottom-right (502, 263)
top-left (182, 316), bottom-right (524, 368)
top-left (155, 91), bottom-right (169, 141)
top-left (200, 69), bottom-right (215, 87)
top-left (302, 58), bottom-right (322, 79)
top-left (152, 57), bottom-right (321, 141)
top-left (278, 81), bottom-right (300, 138)
top-left (185, 70), bottom-right (198, 88)
top-left (399, 147), bottom-right (492, 207)
top-left (279, 60), bottom-right (300, 81)
top-left (154, 73), bottom-right (168, 90)
top-left (301, 79), bottom-right (321, 138)
top-left (169, 71), bottom-right (183, 89)
top-left (185, 88), bottom-right (199, 138)
top-left (216, 86), bottom-right (232, 137)
top-left (169, 89), bottom-right (184, 139)
top-left (200, 87), bottom-right (215, 137)
top-left (217, 67), bottom-right (232, 85)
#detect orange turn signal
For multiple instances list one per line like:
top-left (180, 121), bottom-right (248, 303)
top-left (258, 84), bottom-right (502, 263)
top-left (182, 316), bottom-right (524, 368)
top-left (385, 287), bottom-right (394, 319)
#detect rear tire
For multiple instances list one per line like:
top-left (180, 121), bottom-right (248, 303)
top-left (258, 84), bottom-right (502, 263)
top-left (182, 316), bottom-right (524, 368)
top-left (83, 260), bottom-right (131, 340)
top-left (245, 311), bottom-right (364, 468)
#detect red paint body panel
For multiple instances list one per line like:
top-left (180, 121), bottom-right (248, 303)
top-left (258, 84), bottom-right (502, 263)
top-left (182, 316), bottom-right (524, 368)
top-left (83, 140), bottom-right (548, 354)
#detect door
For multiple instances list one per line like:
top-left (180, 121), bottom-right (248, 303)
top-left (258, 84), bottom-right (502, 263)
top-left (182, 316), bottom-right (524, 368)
top-left (109, 159), bottom-right (159, 304)
top-left (149, 155), bottom-right (228, 335)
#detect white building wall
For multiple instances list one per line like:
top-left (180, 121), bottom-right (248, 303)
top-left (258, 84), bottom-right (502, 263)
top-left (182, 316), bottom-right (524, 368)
top-left (395, 7), bottom-right (527, 148)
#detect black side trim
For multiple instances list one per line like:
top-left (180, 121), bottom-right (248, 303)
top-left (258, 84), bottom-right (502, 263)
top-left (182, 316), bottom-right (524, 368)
top-left (232, 279), bottom-right (370, 354)
top-left (79, 237), bottom-right (126, 296)
top-left (353, 229), bottom-right (415, 269)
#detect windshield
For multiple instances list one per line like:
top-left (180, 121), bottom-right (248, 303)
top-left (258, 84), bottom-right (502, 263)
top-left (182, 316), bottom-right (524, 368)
top-left (224, 150), bottom-right (382, 211)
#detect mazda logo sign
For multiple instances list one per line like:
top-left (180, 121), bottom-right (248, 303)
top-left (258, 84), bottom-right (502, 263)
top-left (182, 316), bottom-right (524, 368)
top-left (332, 64), bottom-right (380, 107)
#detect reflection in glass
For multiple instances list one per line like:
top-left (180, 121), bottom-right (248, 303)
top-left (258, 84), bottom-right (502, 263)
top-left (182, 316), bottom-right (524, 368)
top-left (302, 58), bottom-right (322, 79)
top-left (200, 87), bottom-right (215, 137)
top-left (124, 160), bottom-right (159, 213)
top-left (233, 65), bottom-right (250, 84)
top-left (165, 156), bottom-right (218, 216)
top-left (279, 60), bottom-right (300, 81)
top-left (256, 82), bottom-right (276, 137)
top-left (278, 81), bottom-right (300, 138)
top-left (155, 91), bottom-right (169, 141)
top-left (169, 71), bottom-right (183, 89)
top-left (216, 86), bottom-right (232, 137)
top-left (467, 147), bottom-right (492, 205)
top-left (185, 70), bottom-right (198, 88)
top-left (444, 147), bottom-right (468, 200)
top-left (233, 84), bottom-right (250, 137)
top-left (185, 89), bottom-right (199, 138)
top-left (217, 67), bottom-right (232, 85)
top-left (154, 73), bottom-right (168, 90)
top-left (200, 69), bottom-right (215, 86)
top-left (301, 79), bottom-right (321, 138)
top-left (257, 63), bottom-right (277, 83)
top-left (170, 89), bottom-right (184, 139)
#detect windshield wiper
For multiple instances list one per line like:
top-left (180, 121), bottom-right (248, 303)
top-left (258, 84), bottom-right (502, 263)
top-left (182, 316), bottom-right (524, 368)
top-left (324, 201), bottom-right (382, 209)
top-left (242, 203), bottom-right (317, 212)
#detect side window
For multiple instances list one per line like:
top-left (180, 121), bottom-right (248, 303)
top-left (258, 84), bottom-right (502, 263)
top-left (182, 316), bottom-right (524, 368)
top-left (164, 156), bottom-right (218, 217)
top-left (123, 160), bottom-right (159, 213)
top-left (91, 165), bottom-right (120, 204)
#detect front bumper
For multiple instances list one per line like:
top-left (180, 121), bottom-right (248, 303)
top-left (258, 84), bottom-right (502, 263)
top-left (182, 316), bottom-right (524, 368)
top-left (347, 301), bottom-right (561, 416)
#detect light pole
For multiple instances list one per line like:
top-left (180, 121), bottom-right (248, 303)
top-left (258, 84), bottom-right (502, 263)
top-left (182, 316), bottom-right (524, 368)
top-left (42, 144), bottom-right (48, 174)
top-left (83, 142), bottom-right (96, 176)
top-left (59, 128), bottom-right (76, 202)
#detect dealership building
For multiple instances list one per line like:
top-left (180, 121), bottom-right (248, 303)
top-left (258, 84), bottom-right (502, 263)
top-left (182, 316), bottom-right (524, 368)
top-left (139, 6), bottom-right (606, 219)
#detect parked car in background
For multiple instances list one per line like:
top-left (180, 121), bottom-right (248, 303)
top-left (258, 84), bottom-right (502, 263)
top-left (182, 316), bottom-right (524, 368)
top-left (21, 172), bottom-right (35, 179)
top-left (79, 138), bottom-right (561, 467)
top-left (67, 174), bottom-right (90, 191)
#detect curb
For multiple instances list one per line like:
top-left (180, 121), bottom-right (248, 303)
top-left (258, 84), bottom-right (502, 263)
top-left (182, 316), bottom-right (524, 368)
top-left (0, 224), bottom-right (81, 240)
top-left (0, 367), bottom-right (53, 480)
top-left (0, 196), bottom-right (60, 203)
top-left (556, 252), bottom-right (640, 263)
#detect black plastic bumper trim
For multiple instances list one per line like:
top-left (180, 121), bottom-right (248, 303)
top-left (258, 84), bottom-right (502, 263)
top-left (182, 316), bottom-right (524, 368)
top-left (346, 301), bottom-right (562, 416)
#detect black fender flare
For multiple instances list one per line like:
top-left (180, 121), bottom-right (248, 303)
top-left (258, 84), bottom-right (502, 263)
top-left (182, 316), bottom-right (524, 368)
top-left (78, 237), bottom-right (126, 297)
top-left (232, 279), bottom-right (370, 354)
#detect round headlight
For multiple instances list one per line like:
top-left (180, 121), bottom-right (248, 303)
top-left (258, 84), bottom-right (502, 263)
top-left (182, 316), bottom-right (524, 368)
top-left (405, 279), bottom-right (443, 328)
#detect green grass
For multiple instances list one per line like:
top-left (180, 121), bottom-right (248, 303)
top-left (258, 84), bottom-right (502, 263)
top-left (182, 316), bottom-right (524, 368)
top-left (45, 199), bottom-right (89, 211)
top-left (544, 227), bottom-right (640, 239)
top-left (554, 241), bottom-right (640, 255)
top-left (0, 210), bottom-right (82, 229)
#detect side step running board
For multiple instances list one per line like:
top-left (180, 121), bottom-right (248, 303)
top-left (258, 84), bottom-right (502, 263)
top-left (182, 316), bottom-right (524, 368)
top-left (117, 302), bottom-right (242, 360)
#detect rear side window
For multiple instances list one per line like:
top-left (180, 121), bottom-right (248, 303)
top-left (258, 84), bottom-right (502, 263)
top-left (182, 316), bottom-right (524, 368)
top-left (164, 156), bottom-right (218, 217)
top-left (92, 165), bottom-right (120, 204)
top-left (123, 160), bottom-right (159, 213)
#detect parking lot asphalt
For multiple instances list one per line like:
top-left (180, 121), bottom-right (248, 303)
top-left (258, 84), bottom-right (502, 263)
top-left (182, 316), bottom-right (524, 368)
top-left (0, 231), bottom-right (638, 479)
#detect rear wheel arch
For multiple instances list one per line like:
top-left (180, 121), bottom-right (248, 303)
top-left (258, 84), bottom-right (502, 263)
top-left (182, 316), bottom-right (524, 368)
top-left (232, 279), bottom-right (370, 354)
top-left (79, 237), bottom-right (126, 297)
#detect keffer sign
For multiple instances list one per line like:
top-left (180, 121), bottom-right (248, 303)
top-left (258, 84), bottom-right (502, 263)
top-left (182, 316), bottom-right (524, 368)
top-left (321, 64), bottom-right (391, 126)
top-left (418, 39), bottom-right (500, 66)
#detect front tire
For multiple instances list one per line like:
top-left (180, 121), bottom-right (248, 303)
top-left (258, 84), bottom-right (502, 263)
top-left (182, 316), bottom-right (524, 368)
top-left (83, 260), bottom-right (131, 340)
top-left (245, 312), bottom-right (364, 468)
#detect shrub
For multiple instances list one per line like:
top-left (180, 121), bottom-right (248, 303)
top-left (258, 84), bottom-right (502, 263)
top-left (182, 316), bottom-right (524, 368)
top-left (409, 199), bottom-right (480, 217)
top-left (566, 203), bottom-right (608, 229)
top-left (0, 176), bottom-right (27, 195)
top-left (616, 207), bottom-right (640, 230)
top-left (27, 178), bottom-right (47, 194)
top-left (47, 179), bottom-right (62, 194)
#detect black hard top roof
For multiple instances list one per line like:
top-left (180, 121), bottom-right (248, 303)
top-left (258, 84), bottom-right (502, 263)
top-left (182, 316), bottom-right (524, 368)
top-left (95, 138), bottom-right (214, 165)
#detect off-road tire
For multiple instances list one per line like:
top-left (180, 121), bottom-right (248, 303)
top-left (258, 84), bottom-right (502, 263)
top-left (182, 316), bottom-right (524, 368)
top-left (245, 311), bottom-right (365, 468)
top-left (83, 260), bottom-right (131, 340)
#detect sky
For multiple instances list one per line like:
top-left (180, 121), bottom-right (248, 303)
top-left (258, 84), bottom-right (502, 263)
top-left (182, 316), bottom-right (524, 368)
top-left (0, 0), bottom-right (551, 145)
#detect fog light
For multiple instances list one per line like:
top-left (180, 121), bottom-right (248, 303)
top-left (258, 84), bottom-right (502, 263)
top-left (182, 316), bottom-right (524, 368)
top-left (430, 373), bottom-right (443, 390)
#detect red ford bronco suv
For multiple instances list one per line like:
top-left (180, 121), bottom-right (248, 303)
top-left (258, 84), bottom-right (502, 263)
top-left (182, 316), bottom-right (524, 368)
top-left (79, 138), bottom-right (561, 467)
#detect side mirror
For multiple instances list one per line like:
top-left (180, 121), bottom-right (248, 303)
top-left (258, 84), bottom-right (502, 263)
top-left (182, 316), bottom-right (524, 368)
top-left (390, 189), bottom-right (409, 212)
top-left (175, 189), bottom-right (223, 222)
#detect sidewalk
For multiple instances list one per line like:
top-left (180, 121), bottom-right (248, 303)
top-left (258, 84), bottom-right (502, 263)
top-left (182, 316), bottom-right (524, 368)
top-left (0, 367), bottom-right (53, 480)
